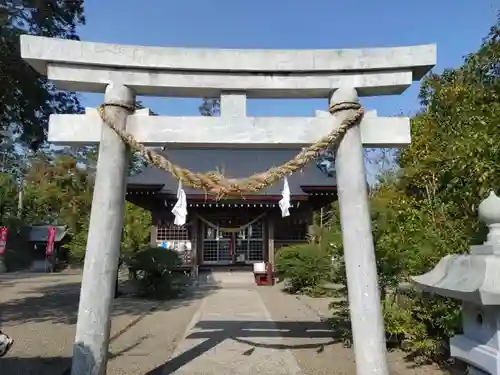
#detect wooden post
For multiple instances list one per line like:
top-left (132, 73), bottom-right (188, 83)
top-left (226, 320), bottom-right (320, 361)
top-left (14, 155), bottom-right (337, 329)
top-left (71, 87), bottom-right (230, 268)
top-left (149, 224), bottom-right (157, 247)
top-left (191, 216), bottom-right (199, 280)
top-left (267, 213), bottom-right (275, 286)
top-left (267, 214), bottom-right (275, 265)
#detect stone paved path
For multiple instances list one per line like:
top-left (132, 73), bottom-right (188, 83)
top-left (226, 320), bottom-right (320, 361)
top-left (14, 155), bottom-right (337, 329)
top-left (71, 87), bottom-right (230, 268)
top-left (148, 287), bottom-right (306, 375)
top-left (147, 284), bottom-right (449, 375)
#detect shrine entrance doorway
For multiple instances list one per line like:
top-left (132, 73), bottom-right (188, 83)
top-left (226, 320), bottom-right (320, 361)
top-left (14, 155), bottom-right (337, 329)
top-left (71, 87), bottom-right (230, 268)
top-left (200, 214), bottom-right (265, 265)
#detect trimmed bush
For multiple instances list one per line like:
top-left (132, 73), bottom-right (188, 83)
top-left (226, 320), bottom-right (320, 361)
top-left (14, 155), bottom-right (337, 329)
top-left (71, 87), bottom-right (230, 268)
top-left (124, 247), bottom-right (185, 299)
top-left (275, 243), bottom-right (331, 294)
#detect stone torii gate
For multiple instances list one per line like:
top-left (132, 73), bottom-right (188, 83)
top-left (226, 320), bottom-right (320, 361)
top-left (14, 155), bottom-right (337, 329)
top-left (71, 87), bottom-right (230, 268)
top-left (21, 35), bottom-right (436, 375)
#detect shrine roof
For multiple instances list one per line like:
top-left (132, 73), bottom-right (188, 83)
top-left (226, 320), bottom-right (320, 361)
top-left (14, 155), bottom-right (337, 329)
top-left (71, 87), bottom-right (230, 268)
top-left (127, 149), bottom-right (335, 196)
top-left (28, 226), bottom-right (68, 242)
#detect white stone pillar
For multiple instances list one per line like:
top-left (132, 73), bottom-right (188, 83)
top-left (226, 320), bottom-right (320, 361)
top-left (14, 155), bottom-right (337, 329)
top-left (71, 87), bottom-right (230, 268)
top-left (330, 87), bottom-right (389, 375)
top-left (71, 84), bottom-right (135, 375)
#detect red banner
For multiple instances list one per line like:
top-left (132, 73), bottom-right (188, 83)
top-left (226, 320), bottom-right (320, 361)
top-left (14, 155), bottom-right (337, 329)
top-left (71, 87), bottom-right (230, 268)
top-left (0, 227), bottom-right (8, 255)
top-left (46, 227), bottom-right (57, 256)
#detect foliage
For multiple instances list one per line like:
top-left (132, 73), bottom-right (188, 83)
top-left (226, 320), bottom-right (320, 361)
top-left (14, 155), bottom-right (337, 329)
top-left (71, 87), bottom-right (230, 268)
top-left (0, 128), bottom-right (23, 178)
top-left (0, 1), bottom-right (85, 149)
top-left (65, 220), bottom-right (89, 263)
top-left (0, 172), bottom-right (21, 221)
top-left (0, 1), bottom-right (85, 268)
top-left (64, 200), bottom-right (151, 263)
top-left (0, 2), bottom-right (203, 298)
top-left (0, 173), bottom-right (30, 270)
top-left (22, 154), bottom-right (94, 229)
top-left (325, 13), bottom-right (500, 363)
top-left (121, 202), bottom-right (152, 256)
top-left (199, 98), bottom-right (220, 116)
top-left (124, 247), bottom-right (184, 299)
top-left (275, 242), bottom-right (331, 295)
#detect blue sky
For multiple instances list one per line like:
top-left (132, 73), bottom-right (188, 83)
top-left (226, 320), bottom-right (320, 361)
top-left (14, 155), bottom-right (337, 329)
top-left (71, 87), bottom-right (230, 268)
top-left (77, 0), bottom-right (496, 117)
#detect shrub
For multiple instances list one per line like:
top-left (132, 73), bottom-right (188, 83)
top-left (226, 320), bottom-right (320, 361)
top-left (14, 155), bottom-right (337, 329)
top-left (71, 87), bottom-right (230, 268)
top-left (385, 290), bottom-right (461, 363)
top-left (275, 243), bottom-right (331, 294)
top-left (124, 247), bottom-right (185, 299)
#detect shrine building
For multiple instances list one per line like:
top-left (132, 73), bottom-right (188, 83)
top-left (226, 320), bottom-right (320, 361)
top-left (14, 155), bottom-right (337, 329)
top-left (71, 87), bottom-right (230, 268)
top-left (126, 148), bottom-right (337, 271)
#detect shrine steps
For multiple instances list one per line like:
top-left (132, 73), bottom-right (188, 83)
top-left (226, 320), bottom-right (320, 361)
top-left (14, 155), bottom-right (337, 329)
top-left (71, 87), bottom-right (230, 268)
top-left (197, 265), bottom-right (255, 287)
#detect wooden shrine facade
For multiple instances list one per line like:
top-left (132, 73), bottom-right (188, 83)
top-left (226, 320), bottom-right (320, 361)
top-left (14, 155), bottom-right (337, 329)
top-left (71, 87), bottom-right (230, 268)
top-left (126, 149), bottom-right (337, 268)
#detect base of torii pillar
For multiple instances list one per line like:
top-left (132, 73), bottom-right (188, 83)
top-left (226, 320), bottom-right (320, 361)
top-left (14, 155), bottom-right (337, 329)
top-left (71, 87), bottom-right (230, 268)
top-left (331, 87), bottom-right (389, 375)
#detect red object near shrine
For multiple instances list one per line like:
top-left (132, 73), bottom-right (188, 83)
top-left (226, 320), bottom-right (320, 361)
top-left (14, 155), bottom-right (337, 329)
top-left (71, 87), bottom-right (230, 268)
top-left (254, 262), bottom-right (275, 286)
top-left (0, 227), bottom-right (8, 255)
top-left (46, 227), bottom-right (57, 256)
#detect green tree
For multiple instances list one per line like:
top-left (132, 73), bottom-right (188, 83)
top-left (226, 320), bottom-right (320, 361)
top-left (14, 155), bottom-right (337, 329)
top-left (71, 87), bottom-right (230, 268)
top-left (22, 152), bottom-right (93, 231)
top-left (0, 1), bottom-right (85, 149)
top-left (55, 101), bottom-right (157, 262)
top-left (121, 202), bottom-right (152, 256)
top-left (327, 14), bottom-right (500, 362)
top-left (0, 172), bottom-right (21, 223)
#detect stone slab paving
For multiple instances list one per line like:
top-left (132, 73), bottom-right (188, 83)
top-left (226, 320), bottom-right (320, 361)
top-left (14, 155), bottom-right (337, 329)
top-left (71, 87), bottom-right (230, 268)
top-left (150, 286), bottom-right (305, 375)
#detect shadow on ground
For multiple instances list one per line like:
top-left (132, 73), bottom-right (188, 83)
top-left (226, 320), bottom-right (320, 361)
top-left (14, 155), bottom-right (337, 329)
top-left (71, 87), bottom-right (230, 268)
top-left (145, 319), bottom-right (337, 375)
top-left (0, 340), bottom-right (146, 375)
top-left (0, 284), bottom-right (215, 375)
top-left (0, 354), bottom-right (72, 375)
top-left (327, 298), bottom-right (468, 375)
top-left (0, 281), bottom-right (218, 325)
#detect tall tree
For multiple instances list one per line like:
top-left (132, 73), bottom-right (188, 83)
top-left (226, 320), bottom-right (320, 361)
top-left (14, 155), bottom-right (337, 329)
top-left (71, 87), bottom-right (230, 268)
top-left (399, 12), bottom-right (500, 239)
top-left (22, 152), bottom-right (93, 230)
top-left (0, 1), bottom-right (85, 149)
top-left (199, 98), bottom-right (220, 117)
top-left (327, 13), bottom-right (500, 361)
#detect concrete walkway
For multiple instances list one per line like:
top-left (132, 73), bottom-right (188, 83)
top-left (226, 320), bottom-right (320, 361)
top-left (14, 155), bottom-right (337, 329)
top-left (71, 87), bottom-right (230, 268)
top-left (150, 287), bottom-right (328, 375)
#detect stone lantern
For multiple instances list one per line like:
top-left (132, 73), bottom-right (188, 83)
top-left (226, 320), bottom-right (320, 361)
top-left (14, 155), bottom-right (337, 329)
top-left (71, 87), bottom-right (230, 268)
top-left (412, 191), bottom-right (500, 375)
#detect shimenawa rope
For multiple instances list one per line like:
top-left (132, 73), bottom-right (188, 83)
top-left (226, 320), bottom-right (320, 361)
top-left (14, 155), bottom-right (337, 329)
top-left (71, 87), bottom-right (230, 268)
top-left (97, 101), bottom-right (364, 198)
top-left (196, 212), bottom-right (266, 233)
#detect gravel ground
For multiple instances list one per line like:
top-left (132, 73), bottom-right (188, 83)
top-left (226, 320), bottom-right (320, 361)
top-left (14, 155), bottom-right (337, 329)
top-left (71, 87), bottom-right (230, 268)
top-left (0, 271), bottom-right (207, 375)
top-left (258, 285), bottom-right (452, 375)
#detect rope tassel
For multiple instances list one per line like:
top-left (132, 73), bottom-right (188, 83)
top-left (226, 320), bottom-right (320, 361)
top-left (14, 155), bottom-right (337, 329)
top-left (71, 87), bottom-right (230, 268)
top-left (98, 102), bottom-right (364, 198)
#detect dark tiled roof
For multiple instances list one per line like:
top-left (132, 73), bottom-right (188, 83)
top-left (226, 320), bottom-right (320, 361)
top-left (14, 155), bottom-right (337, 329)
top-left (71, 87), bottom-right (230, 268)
top-left (29, 226), bottom-right (68, 242)
top-left (127, 149), bottom-right (336, 196)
